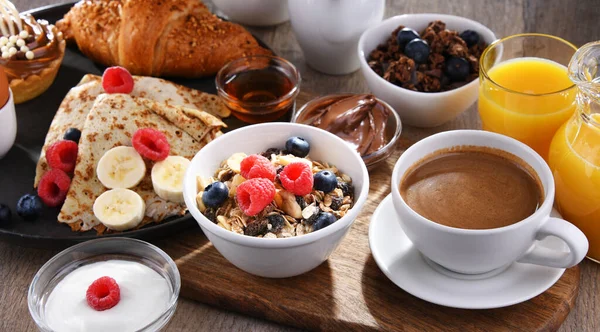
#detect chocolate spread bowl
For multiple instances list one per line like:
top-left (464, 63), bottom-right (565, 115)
top-left (292, 94), bottom-right (402, 169)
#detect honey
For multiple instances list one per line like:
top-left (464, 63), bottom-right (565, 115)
top-left (216, 55), bottom-right (300, 124)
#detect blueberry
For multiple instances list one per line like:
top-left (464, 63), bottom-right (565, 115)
top-left (444, 56), bottom-right (471, 82)
top-left (202, 182), bottom-right (229, 208)
top-left (404, 39), bottom-right (430, 64)
top-left (63, 128), bottom-right (81, 143)
top-left (313, 171), bottom-right (337, 193)
top-left (16, 194), bottom-right (43, 221)
top-left (396, 28), bottom-right (420, 49)
top-left (0, 204), bottom-right (11, 222)
top-left (285, 137), bottom-right (310, 157)
top-left (459, 30), bottom-right (480, 47)
top-left (313, 212), bottom-right (337, 231)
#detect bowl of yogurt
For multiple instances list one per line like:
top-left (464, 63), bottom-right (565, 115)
top-left (28, 238), bottom-right (180, 332)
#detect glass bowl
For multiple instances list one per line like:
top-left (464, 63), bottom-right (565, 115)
top-left (216, 54), bottom-right (301, 123)
top-left (292, 94), bottom-right (402, 169)
top-left (28, 238), bottom-right (180, 332)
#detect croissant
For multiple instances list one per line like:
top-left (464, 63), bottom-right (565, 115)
top-left (56, 0), bottom-right (271, 77)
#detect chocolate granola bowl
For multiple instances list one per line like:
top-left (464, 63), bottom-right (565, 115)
top-left (182, 123), bottom-right (369, 278)
top-left (358, 14), bottom-right (496, 127)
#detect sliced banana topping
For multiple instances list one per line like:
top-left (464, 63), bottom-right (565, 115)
top-left (93, 188), bottom-right (146, 231)
top-left (151, 156), bottom-right (190, 203)
top-left (226, 152), bottom-right (247, 173)
top-left (97, 146), bottom-right (146, 189)
top-left (273, 154), bottom-right (313, 168)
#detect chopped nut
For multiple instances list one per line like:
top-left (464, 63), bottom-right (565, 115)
top-left (229, 174), bottom-right (245, 197)
top-left (264, 232), bottom-right (277, 239)
top-left (196, 192), bottom-right (206, 212)
top-left (324, 195), bottom-right (332, 207)
top-left (226, 152), bottom-right (247, 173)
top-left (217, 168), bottom-right (234, 182)
top-left (280, 190), bottom-right (302, 219)
top-left (196, 176), bottom-right (213, 193)
top-left (302, 203), bottom-right (319, 220)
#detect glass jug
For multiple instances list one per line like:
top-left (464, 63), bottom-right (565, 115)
top-left (548, 41), bottom-right (600, 262)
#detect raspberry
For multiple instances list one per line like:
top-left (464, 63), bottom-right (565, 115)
top-left (37, 169), bottom-right (71, 207)
top-left (279, 162), bottom-right (314, 196)
top-left (236, 178), bottom-right (276, 216)
top-left (240, 154), bottom-right (276, 181)
top-left (86, 276), bottom-right (121, 311)
top-left (102, 66), bottom-right (134, 94)
top-left (132, 128), bottom-right (170, 161)
top-left (46, 140), bottom-right (78, 173)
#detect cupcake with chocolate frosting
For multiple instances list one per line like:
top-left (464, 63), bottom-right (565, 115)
top-left (0, 0), bottom-right (65, 104)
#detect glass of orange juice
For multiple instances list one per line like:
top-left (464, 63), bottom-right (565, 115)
top-left (478, 34), bottom-right (578, 160)
top-left (549, 41), bottom-right (600, 262)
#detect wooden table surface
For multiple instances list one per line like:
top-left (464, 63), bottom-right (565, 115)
top-left (3, 0), bottom-right (599, 331)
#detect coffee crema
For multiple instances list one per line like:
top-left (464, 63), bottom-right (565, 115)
top-left (400, 146), bottom-right (544, 230)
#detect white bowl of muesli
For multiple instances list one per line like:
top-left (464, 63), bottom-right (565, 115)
top-left (183, 123), bottom-right (369, 278)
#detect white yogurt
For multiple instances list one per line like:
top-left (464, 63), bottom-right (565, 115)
top-left (44, 260), bottom-right (171, 332)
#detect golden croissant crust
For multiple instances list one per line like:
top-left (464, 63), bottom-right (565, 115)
top-left (57, 0), bottom-right (271, 77)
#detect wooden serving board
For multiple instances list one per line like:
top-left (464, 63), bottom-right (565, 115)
top-left (156, 92), bottom-right (580, 331)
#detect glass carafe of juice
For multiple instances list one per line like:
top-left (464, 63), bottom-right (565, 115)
top-left (549, 41), bottom-right (600, 262)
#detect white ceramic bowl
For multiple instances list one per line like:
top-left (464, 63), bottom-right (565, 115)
top-left (0, 89), bottom-right (16, 159)
top-left (212, 0), bottom-right (289, 26)
top-left (183, 123), bottom-right (369, 278)
top-left (358, 14), bottom-right (497, 127)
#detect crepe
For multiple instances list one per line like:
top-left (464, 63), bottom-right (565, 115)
top-left (58, 94), bottom-right (225, 232)
top-left (34, 74), bottom-right (229, 187)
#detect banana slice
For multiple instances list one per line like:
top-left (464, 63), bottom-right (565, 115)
top-left (226, 152), bottom-right (247, 173)
top-left (151, 156), bottom-right (190, 203)
top-left (97, 146), bottom-right (146, 189)
top-left (273, 154), bottom-right (313, 168)
top-left (93, 188), bottom-right (146, 231)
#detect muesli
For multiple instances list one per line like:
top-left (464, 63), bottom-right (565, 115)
top-left (196, 137), bottom-right (355, 238)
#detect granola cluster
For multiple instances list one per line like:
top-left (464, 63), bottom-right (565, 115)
top-left (196, 148), bottom-right (355, 238)
top-left (367, 20), bottom-right (487, 92)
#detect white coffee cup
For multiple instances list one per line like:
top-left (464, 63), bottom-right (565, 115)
top-left (288, 0), bottom-right (385, 75)
top-left (391, 130), bottom-right (589, 275)
top-left (0, 89), bottom-right (16, 159)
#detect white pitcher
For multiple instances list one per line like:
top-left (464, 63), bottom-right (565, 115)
top-left (288, 0), bottom-right (385, 75)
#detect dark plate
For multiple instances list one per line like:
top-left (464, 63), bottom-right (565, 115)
top-left (0, 2), bottom-right (277, 248)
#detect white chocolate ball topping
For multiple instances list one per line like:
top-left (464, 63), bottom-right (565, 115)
top-left (8, 35), bottom-right (17, 44)
top-left (20, 45), bottom-right (28, 52)
top-left (0, 37), bottom-right (7, 46)
top-left (1, 52), bottom-right (8, 59)
top-left (19, 30), bottom-right (29, 39)
top-left (8, 47), bottom-right (16, 55)
top-left (16, 39), bottom-right (25, 47)
top-left (0, 46), bottom-right (6, 53)
top-left (25, 51), bottom-right (34, 60)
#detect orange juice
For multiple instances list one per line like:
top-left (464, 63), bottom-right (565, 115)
top-left (479, 57), bottom-right (577, 160)
top-left (549, 114), bottom-right (600, 261)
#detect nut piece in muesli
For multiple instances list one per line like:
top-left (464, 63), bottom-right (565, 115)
top-left (367, 20), bottom-right (488, 92)
top-left (195, 137), bottom-right (355, 238)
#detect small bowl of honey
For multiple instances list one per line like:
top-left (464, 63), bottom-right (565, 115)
top-left (216, 55), bottom-right (301, 123)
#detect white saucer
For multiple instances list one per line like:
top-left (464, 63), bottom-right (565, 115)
top-left (368, 194), bottom-right (567, 309)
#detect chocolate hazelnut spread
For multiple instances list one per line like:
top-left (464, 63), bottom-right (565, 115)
top-left (0, 14), bottom-right (62, 80)
top-left (400, 146), bottom-right (544, 230)
top-left (297, 94), bottom-right (391, 156)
